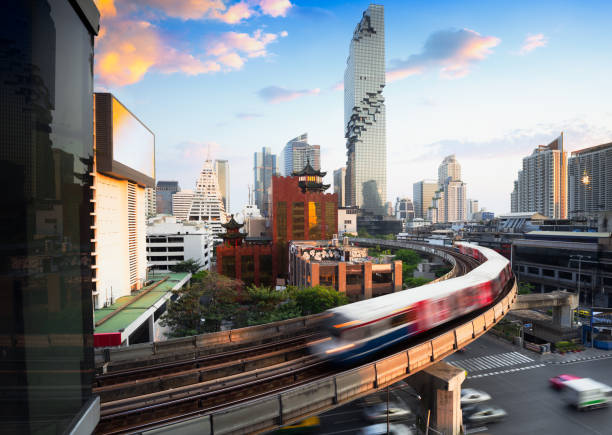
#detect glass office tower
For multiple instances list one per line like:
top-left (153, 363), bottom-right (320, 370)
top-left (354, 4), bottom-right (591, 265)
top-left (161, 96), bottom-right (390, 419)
top-left (0, 1), bottom-right (100, 433)
top-left (344, 4), bottom-right (386, 213)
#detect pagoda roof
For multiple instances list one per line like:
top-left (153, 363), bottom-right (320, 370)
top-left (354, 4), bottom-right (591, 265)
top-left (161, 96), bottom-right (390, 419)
top-left (292, 159), bottom-right (326, 177)
top-left (221, 214), bottom-right (244, 230)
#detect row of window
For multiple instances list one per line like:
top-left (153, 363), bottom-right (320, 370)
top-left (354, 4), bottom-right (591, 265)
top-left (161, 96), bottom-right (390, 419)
top-left (147, 236), bottom-right (185, 243)
top-left (147, 255), bottom-right (185, 261)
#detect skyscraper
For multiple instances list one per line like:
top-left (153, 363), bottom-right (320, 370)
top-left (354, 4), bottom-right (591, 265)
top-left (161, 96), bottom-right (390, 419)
top-left (145, 187), bottom-right (157, 218)
top-left (254, 147), bottom-right (279, 217)
top-left (344, 4), bottom-right (386, 212)
top-left (413, 180), bottom-right (438, 219)
top-left (156, 180), bottom-right (180, 215)
top-left (511, 134), bottom-right (567, 219)
top-left (172, 190), bottom-right (194, 221)
top-left (568, 142), bottom-right (612, 218)
top-left (280, 133), bottom-right (321, 176)
top-left (215, 159), bottom-right (230, 212)
top-left (188, 160), bottom-right (227, 238)
top-left (334, 167), bottom-right (346, 207)
top-left (436, 155), bottom-right (467, 223)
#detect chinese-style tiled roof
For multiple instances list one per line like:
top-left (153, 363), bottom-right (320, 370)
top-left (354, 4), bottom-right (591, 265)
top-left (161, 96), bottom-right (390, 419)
top-left (221, 214), bottom-right (244, 230)
top-left (292, 159), bottom-right (327, 177)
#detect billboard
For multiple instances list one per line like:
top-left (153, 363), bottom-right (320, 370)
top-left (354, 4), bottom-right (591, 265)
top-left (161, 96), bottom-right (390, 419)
top-left (112, 97), bottom-right (155, 179)
top-left (94, 93), bottom-right (155, 187)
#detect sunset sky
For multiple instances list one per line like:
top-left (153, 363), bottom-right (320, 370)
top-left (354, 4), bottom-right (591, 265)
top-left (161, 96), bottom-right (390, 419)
top-left (94, 0), bottom-right (612, 214)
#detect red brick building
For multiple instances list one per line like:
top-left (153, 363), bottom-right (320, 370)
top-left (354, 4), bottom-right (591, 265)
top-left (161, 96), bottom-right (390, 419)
top-left (272, 162), bottom-right (338, 277)
top-left (216, 216), bottom-right (276, 286)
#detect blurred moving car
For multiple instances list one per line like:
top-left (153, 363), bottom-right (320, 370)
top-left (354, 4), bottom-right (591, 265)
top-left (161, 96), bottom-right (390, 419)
top-left (358, 423), bottom-right (415, 435)
top-left (463, 404), bottom-right (507, 424)
top-left (363, 402), bottom-right (412, 423)
top-left (272, 416), bottom-right (320, 434)
top-left (562, 378), bottom-right (612, 410)
top-left (461, 388), bottom-right (491, 405)
top-left (549, 374), bottom-right (581, 390)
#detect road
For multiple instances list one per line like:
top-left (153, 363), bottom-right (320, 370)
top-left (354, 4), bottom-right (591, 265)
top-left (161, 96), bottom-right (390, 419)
top-left (305, 333), bottom-right (612, 435)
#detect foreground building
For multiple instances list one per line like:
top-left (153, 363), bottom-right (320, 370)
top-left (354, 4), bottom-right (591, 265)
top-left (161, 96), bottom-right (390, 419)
top-left (93, 93), bottom-right (154, 309)
top-left (568, 142), bottom-right (612, 219)
top-left (344, 4), bottom-right (387, 211)
top-left (1, 1), bottom-right (100, 431)
top-left (146, 216), bottom-right (213, 272)
top-left (289, 240), bottom-right (402, 300)
top-left (511, 133), bottom-right (567, 219)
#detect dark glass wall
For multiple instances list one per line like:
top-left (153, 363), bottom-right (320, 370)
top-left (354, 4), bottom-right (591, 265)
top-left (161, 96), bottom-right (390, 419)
top-left (0, 0), bottom-right (95, 433)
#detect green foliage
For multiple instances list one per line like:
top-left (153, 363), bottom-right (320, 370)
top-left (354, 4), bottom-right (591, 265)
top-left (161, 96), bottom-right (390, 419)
top-left (435, 266), bottom-right (452, 278)
top-left (292, 285), bottom-right (349, 315)
top-left (368, 245), bottom-right (391, 258)
top-left (160, 272), bottom-right (242, 337)
top-left (381, 233), bottom-right (395, 240)
top-left (191, 269), bottom-right (209, 282)
top-left (357, 228), bottom-right (372, 238)
top-left (518, 282), bottom-right (535, 295)
top-left (170, 258), bottom-right (203, 274)
top-left (394, 249), bottom-right (421, 265)
top-left (403, 277), bottom-right (431, 288)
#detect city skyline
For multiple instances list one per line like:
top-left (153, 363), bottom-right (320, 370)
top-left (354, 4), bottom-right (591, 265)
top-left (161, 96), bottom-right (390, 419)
top-left (93, 0), bottom-right (612, 214)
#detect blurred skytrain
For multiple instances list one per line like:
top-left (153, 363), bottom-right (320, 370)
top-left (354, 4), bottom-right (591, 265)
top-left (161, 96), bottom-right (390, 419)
top-left (310, 242), bottom-right (512, 363)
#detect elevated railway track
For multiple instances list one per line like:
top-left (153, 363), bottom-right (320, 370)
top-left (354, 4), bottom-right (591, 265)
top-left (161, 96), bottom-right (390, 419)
top-left (94, 240), bottom-right (515, 434)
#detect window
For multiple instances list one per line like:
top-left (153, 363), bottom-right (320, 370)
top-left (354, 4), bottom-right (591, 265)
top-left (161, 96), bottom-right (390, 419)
top-left (308, 201), bottom-right (322, 239)
top-left (222, 255), bottom-right (236, 278)
top-left (559, 271), bottom-right (572, 280)
top-left (292, 202), bottom-right (305, 239)
top-left (276, 201), bottom-right (287, 241)
top-left (241, 255), bottom-right (255, 283)
top-left (325, 202), bottom-right (336, 239)
top-left (168, 246), bottom-right (183, 252)
top-left (542, 269), bottom-right (555, 277)
top-left (168, 237), bottom-right (184, 243)
top-left (168, 255), bottom-right (184, 261)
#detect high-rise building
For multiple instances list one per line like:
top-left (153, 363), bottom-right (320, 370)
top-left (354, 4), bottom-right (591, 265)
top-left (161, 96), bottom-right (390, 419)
top-left (344, 4), bottom-right (386, 212)
top-left (395, 197), bottom-right (415, 221)
top-left (145, 187), bottom-right (157, 218)
top-left (444, 181), bottom-right (467, 222)
top-left (254, 146), bottom-right (279, 217)
top-left (215, 159), bottom-right (230, 212)
top-left (280, 133), bottom-right (321, 176)
top-left (510, 180), bottom-right (519, 213)
top-left (467, 198), bottom-right (479, 220)
top-left (511, 134), bottom-right (567, 219)
top-left (568, 142), bottom-right (612, 218)
top-left (172, 190), bottom-right (194, 221)
top-left (438, 154), bottom-right (461, 186)
top-left (334, 167), bottom-right (347, 208)
top-left (413, 180), bottom-right (438, 219)
top-left (1, 1), bottom-right (100, 430)
top-left (93, 93), bottom-right (154, 309)
top-left (156, 180), bottom-right (180, 215)
top-left (188, 160), bottom-right (227, 239)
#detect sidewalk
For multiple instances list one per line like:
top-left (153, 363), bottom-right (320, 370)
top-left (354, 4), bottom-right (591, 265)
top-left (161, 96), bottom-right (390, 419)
top-left (541, 347), bottom-right (612, 365)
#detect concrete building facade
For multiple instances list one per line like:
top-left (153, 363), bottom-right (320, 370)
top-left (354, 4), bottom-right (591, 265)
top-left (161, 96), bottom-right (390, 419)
top-left (338, 207), bottom-right (358, 236)
top-left (146, 215), bottom-right (213, 272)
top-left (568, 142), bottom-right (612, 218)
top-left (511, 134), bottom-right (567, 219)
top-left (93, 93), bottom-right (154, 309)
top-left (187, 159), bottom-right (227, 239)
top-left (172, 189), bottom-right (193, 221)
top-left (395, 197), bottom-right (415, 221)
top-left (215, 159), bottom-right (230, 213)
top-left (288, 240), bottom-right (402, 300)
top-left (344, 4), bottom-right (386, 212)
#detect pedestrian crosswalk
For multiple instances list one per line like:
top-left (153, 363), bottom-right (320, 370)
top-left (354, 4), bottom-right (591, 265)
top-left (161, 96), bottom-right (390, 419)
top-left (448, 351), bottom-right (534, 372)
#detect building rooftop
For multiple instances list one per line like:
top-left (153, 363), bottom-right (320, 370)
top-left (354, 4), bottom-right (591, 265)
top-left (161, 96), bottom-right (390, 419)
top-left (94, 272), bottom-right (190, 334)
top-left (570, 142), bottom-right (612, 156)
top-left (526, 231), bottom-right (612, 239)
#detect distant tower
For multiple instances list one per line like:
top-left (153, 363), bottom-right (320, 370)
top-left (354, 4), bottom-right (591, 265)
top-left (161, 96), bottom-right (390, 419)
top-left (253, 147), bottom-right (278, 217)
top-left (187, 160), bottom-right (227, 238)
top-left (344, 4), bottom-right (386, 212)
top-left (215, 159), bottom-right (230, 213)
top-left (280, 133), bottom-right (321, 176)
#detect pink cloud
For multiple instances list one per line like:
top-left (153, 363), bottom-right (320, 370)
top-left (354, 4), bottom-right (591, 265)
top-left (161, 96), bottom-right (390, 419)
top-left (133, 0), bottom-right (226, 20)
top-left (387, 28), bottom-right (500, 82)
top-left (218, 52), bottom-right (245, 69)
top-left (257, 86), bottom-right (320, 103)
top-left (519, 34), bottom-right (548, 55)
top-left (257, 0), bottom-right (292, 17)
top-left (331, 81), bottom-right (343, 91)
top-left (207, 29), bottom-right (280, 58)
top-left (211, 1), bottom-right (253, 24)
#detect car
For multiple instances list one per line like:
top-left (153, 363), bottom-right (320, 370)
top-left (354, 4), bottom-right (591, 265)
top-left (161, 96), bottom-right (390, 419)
top-left (461, 388), bottom-right (491, 405)
top-left (550, 374), bottom-right (581, 390)
top-left (363, 402), bottom-right (413, 423)
top-left (463, 404), bottom-right (507, 424)
top-left (358, 423), bottom-right (415, 435)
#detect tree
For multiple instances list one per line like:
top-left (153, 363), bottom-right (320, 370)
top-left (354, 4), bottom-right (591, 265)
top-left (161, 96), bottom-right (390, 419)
top-left (160, 272), bottom-right (242, 337)
top-left (292, 285), bottom-right (349, 315)
top-left (191, 269), bottom-right (209, 282)
top-left (170, 258), bottom-right (203, 274)
top-left (518, 282), bottom-right (535, 295)
top-left (404, 277), bottom-right (431, 289)
top-left (358, 228), bottom-right (372, 238)
top-left (394, 249), bottom-right (421, 265)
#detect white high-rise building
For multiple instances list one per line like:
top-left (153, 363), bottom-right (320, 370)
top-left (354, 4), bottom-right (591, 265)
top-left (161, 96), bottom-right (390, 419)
top-left (568, 142), bottom-right (612, 218)
top-left (145, 187), bottom-right (157, 218)
top-left (344, 4), bottom-right (386, 212)
top-left (188, 160), bottom-right (227, 239)
top-left (172, 190), bottom-right (194, 221)
top-left (510, 134), bottom-right (567, 219)
top-left (436, 155), bottom-right (467, 223)
top-left (280, 133), bottom-right (321, 176)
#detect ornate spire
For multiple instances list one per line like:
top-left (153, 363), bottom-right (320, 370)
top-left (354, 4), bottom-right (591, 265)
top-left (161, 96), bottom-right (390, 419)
top-left (292, 159), bottom-right (330, 193)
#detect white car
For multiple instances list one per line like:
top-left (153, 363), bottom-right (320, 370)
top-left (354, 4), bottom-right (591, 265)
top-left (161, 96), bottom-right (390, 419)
top-left (461, 388), bottom-right (491, 405)
top-left (463, 404), bottom-right (507, 424)
top-left (363, 402), bottom-right (413, 423)
top-left (358, 423), bottom-right (415, 435)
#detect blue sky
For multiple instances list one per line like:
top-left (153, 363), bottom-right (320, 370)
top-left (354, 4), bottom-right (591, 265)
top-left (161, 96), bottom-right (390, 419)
top-left (94, 0), bottom-right (612, 215)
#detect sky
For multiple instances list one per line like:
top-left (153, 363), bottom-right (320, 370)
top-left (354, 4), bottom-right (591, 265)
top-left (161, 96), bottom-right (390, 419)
top-left (93, 0), bottom-right (612, 215)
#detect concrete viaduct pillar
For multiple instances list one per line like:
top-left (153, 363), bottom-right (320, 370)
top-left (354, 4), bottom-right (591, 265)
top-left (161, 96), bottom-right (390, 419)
top-left (407, 362), bottom-right (466, 435)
